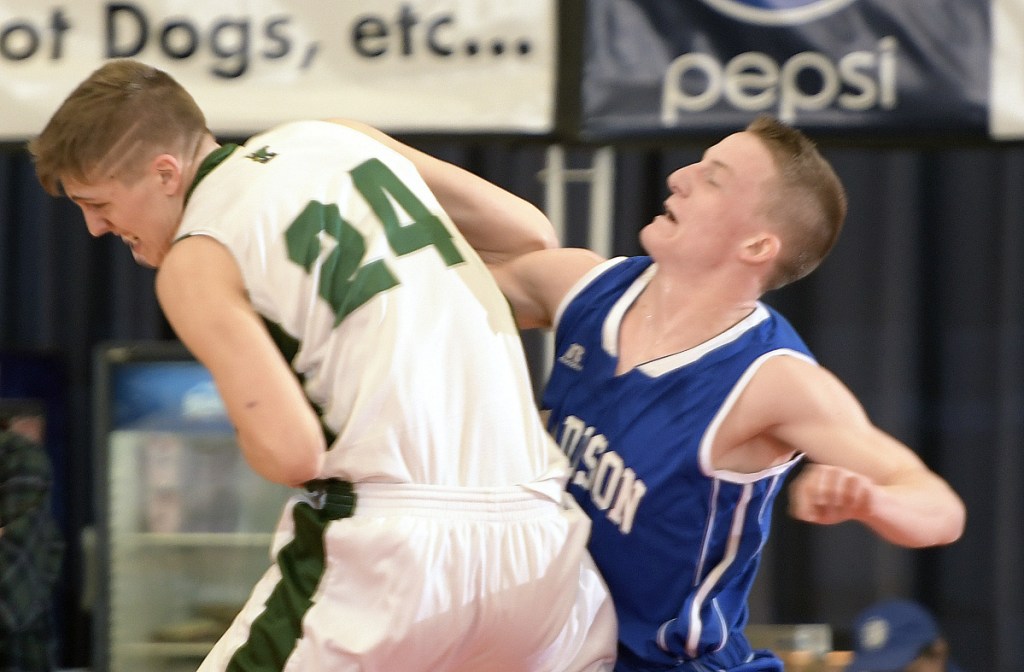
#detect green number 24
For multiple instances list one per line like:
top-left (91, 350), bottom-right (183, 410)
top-left (284, 158), bottom-right (465, 325)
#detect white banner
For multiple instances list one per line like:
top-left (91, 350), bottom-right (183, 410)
top-left (0, 0), bottom-right (557, 140)
top-left (989, 0), bottom-right (1024, 139)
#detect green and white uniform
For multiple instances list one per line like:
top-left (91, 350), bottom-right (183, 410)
top-left (179, 121), bottom-right (615, 672)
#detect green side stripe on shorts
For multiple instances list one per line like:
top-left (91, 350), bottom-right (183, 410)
top-left (225, 501), bottom-right (329, 672)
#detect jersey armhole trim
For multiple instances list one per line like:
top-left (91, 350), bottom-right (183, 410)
top-left (551, 256), bottom-right (627, 331)
top-left (698, 348), bottom-right (815, 483)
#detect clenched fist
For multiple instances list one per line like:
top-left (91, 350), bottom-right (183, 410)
top-left (788, 463), bottom-right (876, 526)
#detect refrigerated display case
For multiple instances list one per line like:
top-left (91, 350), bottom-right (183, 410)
top-left (93, 341), bottom-right (294, 672)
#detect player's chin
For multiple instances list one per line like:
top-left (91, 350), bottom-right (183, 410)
top-left (638, 221), bottom-right (661, 245)
top-left (131, 248), bottom-right (159, 269)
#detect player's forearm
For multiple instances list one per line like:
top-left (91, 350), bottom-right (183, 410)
top-left (235, 426), bottom-right (325, 488)
top-left (862, 474), bottom-right (966, 547)
top-left (429, 171), bottom-right (558, 263)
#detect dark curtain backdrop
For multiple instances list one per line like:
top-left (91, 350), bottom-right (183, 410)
top-left (2, 135), bottom-right (1021, 671)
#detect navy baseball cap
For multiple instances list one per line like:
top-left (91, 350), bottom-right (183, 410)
top-left (847, 599), bottom-right (939, 672)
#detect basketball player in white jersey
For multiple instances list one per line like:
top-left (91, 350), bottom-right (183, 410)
top-left (29, 59), bottom-right (616, 672)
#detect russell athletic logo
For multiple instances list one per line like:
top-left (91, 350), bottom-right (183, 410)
top-left (698, 0), bottom-right (859, 26)
top-left (558, 343), bottom-right (586, 371)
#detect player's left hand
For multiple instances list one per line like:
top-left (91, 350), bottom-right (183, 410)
top-left (787, 463), bottom-right (875, 526)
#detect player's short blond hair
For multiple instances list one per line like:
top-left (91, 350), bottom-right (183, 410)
top-left (747, 115), bottom-right (847, 290)
top-left (28, 59), bottom-right (210, 195)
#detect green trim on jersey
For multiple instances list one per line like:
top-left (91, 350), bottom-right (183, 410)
top-left (262, 317), bottom-right (338, 448)
top-left (185, 143), bottom-right (239, 205)
top-left (262, 318), bottom-right (300, 364)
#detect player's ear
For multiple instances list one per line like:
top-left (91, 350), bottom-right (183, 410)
top-left (739, 231), bottom-right (780, 265)
top-left (151, 154), bottom-right (183, 195)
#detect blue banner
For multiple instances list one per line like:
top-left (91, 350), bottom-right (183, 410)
top-left (579, 0), bottom-right (1006, 140)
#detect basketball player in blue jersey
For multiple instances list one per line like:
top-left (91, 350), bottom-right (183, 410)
top-left (401, 115), bottom-right (967, 671)
top-left (28, 60), bottom-right (617, 671)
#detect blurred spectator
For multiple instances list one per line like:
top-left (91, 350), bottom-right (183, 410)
top-left (848, 599), bottom-right (963, 672)
top-left (0, 420), bottom-right (64, 671)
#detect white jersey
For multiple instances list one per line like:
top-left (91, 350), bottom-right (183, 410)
top-left (178, 122), bottom-right (615, 672)
top-left (178, 121), bottom-right (565, 495)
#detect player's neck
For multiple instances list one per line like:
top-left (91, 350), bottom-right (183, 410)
top-left (616, 272), bottom-right (757, 373)
top-left (646, 266), bottom-right (758, 329)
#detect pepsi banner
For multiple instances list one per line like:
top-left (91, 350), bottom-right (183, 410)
top-left (579, 0), bottom-right (1024, 141)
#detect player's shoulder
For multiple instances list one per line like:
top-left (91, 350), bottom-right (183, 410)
top-left (537, 247), bottom-right (606, 273)
top-left (502, 247), bottom-right (603, 290)
top-left (749, 353), bottom-right (860, 421)
top-left (750, 352), bottom-right (824, 394)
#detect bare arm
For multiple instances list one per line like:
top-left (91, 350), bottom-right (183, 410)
top-left (327, 118), bottom-right (558, 264)
top-left (724, 356), bottom-right (966, 547)
top-left (156, 236), bottom-right (326, 487)
top-left (327, 119), bottom-right (609, 330)
top-left (489, 247), bottom-right (606, 329)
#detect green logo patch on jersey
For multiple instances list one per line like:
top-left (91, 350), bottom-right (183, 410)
top-left (246, 145), bottom-right (278, 164)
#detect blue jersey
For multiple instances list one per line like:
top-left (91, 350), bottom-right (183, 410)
top-left (543, 256), bottom-right (814, 670)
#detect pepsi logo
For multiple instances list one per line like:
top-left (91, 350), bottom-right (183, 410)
top-left (698, 0), bottom-right (859, 26)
